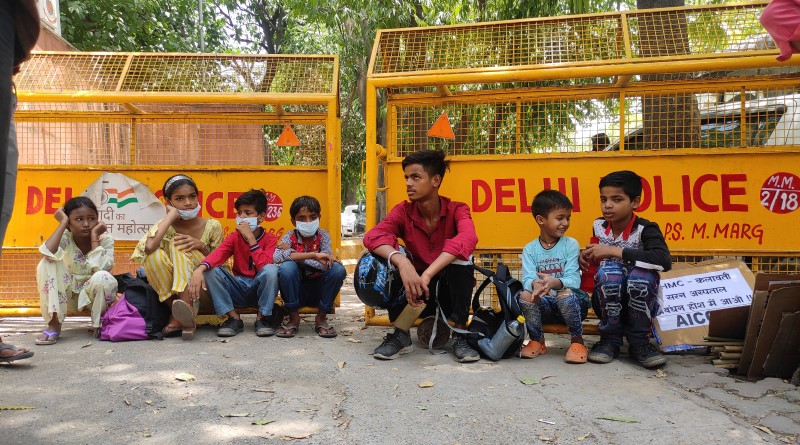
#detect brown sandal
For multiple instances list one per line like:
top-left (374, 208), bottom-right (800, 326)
top-left (172, 300), bottom-right (196, 341)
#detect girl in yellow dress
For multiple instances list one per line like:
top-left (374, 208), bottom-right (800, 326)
top-left (131, 175), bottom-right (223, 340)
top-left (36, 197), bottom-right (117, 345)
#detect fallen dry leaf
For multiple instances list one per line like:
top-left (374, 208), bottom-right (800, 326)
top-left (175, 373), bottom-right (196, 382)
top-left (347, 338), bottom-right (362, 343)
top-left (338, 361), bottom-right (346, 369)
top-left (144, 400), bottom-right (153, 406)
top-left (252, 388), bottom-right (276, 393)
top-left (754, 425), bottom-right (776, 437)
top-left (123, 399), bottom-right (131, 406)
top-left (252, 419), bottom-right (275, 425)
top-left (577, 432), bottom-right (592, 441)
top-left (655, 369), bottom-right (667, 378)
top-left (418, 381), bottom-right (434, 388)
top-left (81, 341), bottom-right (92, 348)
top-left (221, 413), bottom-right (251, 417)
top-left (0, 406), bottom-right (34, 410)
top-left (281, 434), bottom-right (311, 440)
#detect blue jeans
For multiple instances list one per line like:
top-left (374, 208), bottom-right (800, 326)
top-left (204, 265), bottom-right (279, 317)
top-left (522, 288), bottom-right (589, 341)
top-left (591, 262), bottom-right (660, 346)
top-left (278, 261), bottom-right (346, 313)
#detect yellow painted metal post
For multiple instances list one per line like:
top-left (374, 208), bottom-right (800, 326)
top-left (364, 83), bottom-right (378, 325)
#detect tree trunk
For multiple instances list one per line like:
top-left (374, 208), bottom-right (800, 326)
top-left (636, 0), bottom-right (700, 150)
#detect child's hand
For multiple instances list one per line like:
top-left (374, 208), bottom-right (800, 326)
top-left (236, 220), bottom-right (255, 243)
top-left (578, 251), bottom-right (590, 270)
top-left (582, 244), bottom-right (622, 263)
top-left (173, 234), bottom-right (204, 252)
top-left (165, 205), bottom-right (180, 221)
top-left (54, 208), bottom-right (68, 225)
top-left (314, 252), bottom-right (334, 269)
top-left (399, 262), bottom-right (428, 305)
top-left (519, 290), bottom-right (541, 305)
top-left (91, 221), bottom-right (107, 238)
top-left (532, 278), bottom-right (549, 300)
top-left (277, 242), bottom-right (290, 250)
top-left (187, 269), bottom-right (207, 302)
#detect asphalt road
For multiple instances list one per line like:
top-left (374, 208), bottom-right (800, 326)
top-left (1, 278), bottom-right (797, 444)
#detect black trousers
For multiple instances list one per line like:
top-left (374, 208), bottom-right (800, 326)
top-left (387, 263), bottom-right (474, 325)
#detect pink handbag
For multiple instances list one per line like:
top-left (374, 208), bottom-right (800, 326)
top-left (99, 294), bottom-right (149, 342)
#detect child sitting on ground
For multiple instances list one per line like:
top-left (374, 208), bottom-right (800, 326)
top-left (187, 189), bottom-right (280, 337)
top-left (518, 190), bottom-right (590, 363)
top-left (36, 197), bottom-right (117, 345)
top-left (274, 196), bottom-right (346, 338)
top-left (580, 170), bottom-right (672, 368)
top-left (131, 174), bottom-right (223, 340)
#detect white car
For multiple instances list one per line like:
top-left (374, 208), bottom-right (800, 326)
top-left (341, 204), bottom-right (359, 237)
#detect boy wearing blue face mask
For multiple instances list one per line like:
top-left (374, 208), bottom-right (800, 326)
top-left (274, 196), bottom-right (346, 338)
top-left (188, 189), bottom-right (280, 337)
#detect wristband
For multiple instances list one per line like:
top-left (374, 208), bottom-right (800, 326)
top-left (387, 250), bottom-right (403, 269)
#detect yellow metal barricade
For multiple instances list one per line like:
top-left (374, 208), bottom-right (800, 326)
top-left (365, 2), bottom-right (800, 325)
top-left (1, 52), bottom-right (341, 316)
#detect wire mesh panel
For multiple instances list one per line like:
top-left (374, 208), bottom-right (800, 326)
top-left (391, 80), bottom-right (800, 156)
top-left (19, 53), bottom-right (337, 95)
top-left (372, 2), bottom-right (771, 76)
top-left (0, 248), bottom-right (139, 309)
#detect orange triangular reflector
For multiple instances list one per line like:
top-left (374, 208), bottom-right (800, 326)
top-left (277, 124), bottom-right (300, 147)
top-left (427, 112), bottom-right (455, 140)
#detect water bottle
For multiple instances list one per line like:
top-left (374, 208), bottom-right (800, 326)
top-left (580, 236), bottom-right (600, 294)
top-left (478, 315), bottom-right (524, 361)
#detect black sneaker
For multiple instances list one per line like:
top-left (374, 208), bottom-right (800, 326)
top-left (630, 342), bottom-right (667, 368)
top-left (373, 329), bottom-right (412, 360)
top-left (452, 335), bottom-right (480, 363)
top-left (217, 318), bottom-right (244, 337)
top-left (254, 319), bottom-right (276, 337)
top-left (588, 340), bottom-right (620, 364)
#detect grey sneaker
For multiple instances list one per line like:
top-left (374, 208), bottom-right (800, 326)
top-left (452, 335), bottom-right (480, 363)
top-left (373, 329), bottom-right (413, 360)
top-left (588, 340), bottom-right (620, 364)
top-left (217, 318), bottom-right (244, 337)
top-left (630, 342), bottom-right (667, 368)
top-left (254, 319), bottom-right (276, 337)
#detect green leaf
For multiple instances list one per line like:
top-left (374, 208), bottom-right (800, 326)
top-left (597, 416), bottom-right (638, 423)
top-left (0, 406), bottom-right (34, 410)
top-left (520, 378), bottom-right (539, 385)
top-left (252, 419), bottom-right (276, 425)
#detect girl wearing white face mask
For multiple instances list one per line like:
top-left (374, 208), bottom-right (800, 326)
top-left (274, 196), bottom-right (346, 338)
top-left (131, 174), bottom-right (224, 340)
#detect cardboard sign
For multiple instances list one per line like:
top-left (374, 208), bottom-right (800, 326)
top-left (653, 258), bottom-right (755, 351)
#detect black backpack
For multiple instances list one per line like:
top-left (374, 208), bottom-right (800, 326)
top-left (114, 274), bottom-right (170, 339)
top-left (468, 263), bottom-right (525, 359)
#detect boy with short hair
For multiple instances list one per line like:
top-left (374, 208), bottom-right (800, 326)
top-left (580, 170), bottom-right (671, 368)
top-left (187, 189), bottom-right (279, 337)
top-left (518, 190), bottom-right (590, 363)
top-left (361, 149), bottom-right (480, 363)
top-left (274, 195), bottom-right (346, 338)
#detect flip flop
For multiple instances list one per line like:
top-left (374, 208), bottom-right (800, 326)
top-left (35, 330), bottom-right (60, 346)
top-left (276, 325), bottom-right (298, 338)
top-left (314, 325), bottom-right (338, 339)
top-left (0, 344), bottom-right (34, 363)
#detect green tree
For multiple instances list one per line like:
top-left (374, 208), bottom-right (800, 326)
top-left (61, 0), bottom-right (227, 52)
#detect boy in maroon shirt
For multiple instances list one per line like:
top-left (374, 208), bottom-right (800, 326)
top-left (187, 189), bottom-right (279, 337)
top-left (362, 149), bottom-right (480, 362)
